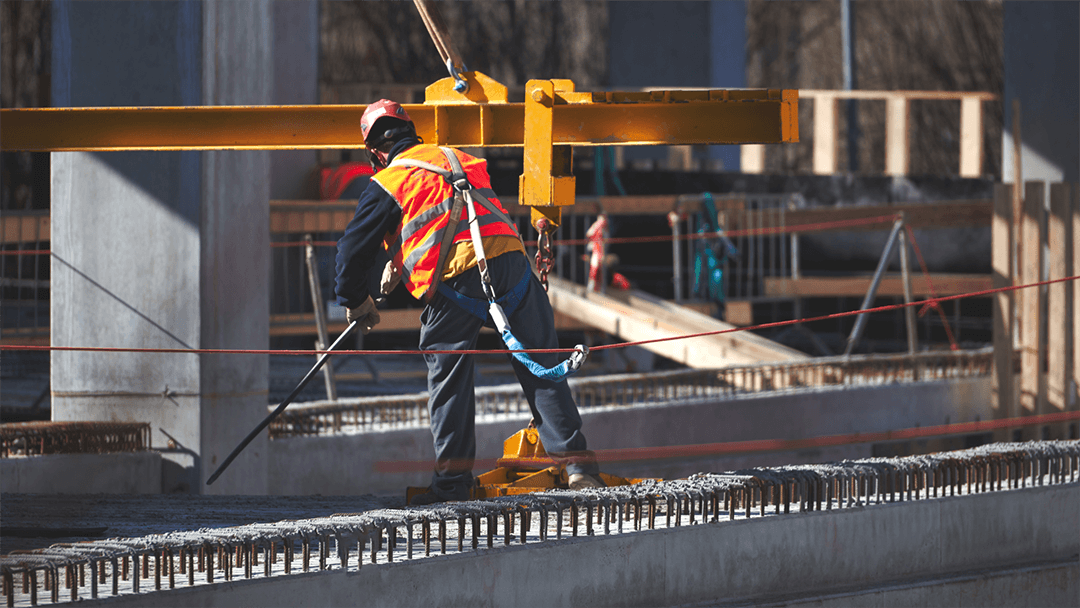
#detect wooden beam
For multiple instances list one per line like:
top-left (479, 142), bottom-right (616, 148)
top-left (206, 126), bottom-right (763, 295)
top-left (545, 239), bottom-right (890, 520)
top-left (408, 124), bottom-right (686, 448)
top-left (268, 198), bottom-right (993, 236)
top-left (1, 212), bottom-right (50, 244)
top-left (1073, 184), bottom-right (1080, 427)
top-left (885, 97), bottom-right (909, 176)
top-left (800, 90), bottom-right (997, 102)
top-left (270, 310), bottom-right (423, 337)
top-left (992, 184), bottom-right (1015, 423)
top-left (1019, 182), bottom-right (1046, 417)
top-left (740, 144), bottom-right (765, 174)
top-left (0, 327), bottom-right (49, 346)
top-left (1048, 183), bottom-right (1073, 419)
top-left (959, 97), bottom-right (984, 178)
top-left (546, 276), bottom-right (806, 368)
top-left (763, 274), bottom-right (991, 298)
top-left (813, 95), bottom-right (838, 175)
top-left (269, 202), bottom-right (355, 234)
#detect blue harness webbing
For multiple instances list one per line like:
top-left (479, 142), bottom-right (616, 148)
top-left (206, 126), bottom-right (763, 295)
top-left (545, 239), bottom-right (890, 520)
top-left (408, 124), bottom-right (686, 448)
top-left (437, 268), bottom-right (531, 323)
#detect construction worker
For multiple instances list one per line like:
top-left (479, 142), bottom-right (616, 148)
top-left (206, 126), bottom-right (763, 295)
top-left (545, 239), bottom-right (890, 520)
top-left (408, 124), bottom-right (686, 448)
top-left (335, 99), bottom-right (604, 504)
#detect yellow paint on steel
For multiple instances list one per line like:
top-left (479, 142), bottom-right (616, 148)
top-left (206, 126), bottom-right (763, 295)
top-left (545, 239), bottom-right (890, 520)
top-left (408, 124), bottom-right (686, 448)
top-left (1, 72), bottom-right (797, 218)
top-left (1, 78), bottom-right (797, 152)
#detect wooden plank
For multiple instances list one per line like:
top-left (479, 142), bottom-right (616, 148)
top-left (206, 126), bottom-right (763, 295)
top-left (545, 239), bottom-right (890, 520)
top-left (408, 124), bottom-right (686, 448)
top-left (813, 95), bottom-right (837, 175)
top-left (0, 326), bottom-right (49, 345)
top-left (885, 97), bottom-right (909, 176)
top-left (763, 274), bottom-right (991, 298)
top-left (800, 90), bottom-right (998, 102)
top-left (992, 184), bottom-right (1015, 422)
top-left (268, 197), bottom-right (992, 233)
top-left (1073, 185), bottom-right (1080, 423)
top-left (1, 212), bottom-right (50, 244)
top-left (268, 309), bottom-right (589, 337)
top-left (270, 309), bottom-right (423, 337)
top-left (1048, 183), bottom-right (1073, 416)
top-left (546, 276), bottom-right (806, 368)
top-left (724, 300), bottom-right (753, 327)
top-left (1019, 181), bottom-right (1046, 416)
top-left (269, 201), bottom-right (355, 234)
top-left (775, 201), bottom-right (992, 232)
top-left (740, 144), bottom-right (765, 174)
top-left (959, 97), bottom-right (983, 178)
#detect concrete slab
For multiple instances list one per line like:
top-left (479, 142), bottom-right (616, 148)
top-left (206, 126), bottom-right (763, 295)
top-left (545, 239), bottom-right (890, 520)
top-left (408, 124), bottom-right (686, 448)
top-left (57, 481), bottom-right (1077, 607)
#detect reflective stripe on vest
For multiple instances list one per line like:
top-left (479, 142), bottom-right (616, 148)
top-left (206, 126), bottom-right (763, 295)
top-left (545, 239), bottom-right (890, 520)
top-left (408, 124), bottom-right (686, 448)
top-left (372, 144), bottom-right (520, 300)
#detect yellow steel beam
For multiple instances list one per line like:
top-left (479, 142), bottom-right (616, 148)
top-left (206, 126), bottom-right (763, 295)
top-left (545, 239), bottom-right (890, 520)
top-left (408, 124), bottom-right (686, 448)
top-left (1, 72), bottom-right (797, 227)
top-left (0, 97), bottom-right (795, 150)
top-left (1, 76), bottom-right (797, 152)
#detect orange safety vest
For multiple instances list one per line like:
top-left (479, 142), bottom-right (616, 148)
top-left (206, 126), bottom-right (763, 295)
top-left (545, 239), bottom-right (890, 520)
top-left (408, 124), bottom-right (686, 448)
top-left (372, 144), bottom-right (521, 300)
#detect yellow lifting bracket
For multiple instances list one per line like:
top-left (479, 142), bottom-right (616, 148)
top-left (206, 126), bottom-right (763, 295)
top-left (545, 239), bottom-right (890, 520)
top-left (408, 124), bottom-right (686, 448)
top-left (405, 425), bottom-right (649, 504)
top-left (0, 72), bottom-right (798, 234)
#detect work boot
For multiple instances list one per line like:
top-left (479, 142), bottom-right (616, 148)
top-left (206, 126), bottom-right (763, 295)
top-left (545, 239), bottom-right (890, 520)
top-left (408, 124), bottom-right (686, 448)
top-left (568, 473), bottom-right (606, 490)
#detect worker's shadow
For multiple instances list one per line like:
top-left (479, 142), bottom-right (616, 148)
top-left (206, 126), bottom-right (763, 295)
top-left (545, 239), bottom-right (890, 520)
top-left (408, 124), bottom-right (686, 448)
top-left (52, 254), bottom-right (194, 349)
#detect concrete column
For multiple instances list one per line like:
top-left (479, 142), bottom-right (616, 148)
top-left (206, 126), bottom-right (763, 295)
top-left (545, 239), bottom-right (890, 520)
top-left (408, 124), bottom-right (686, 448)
top-left (270, 0), bottom-right (319, 200)
top-left (710, 0), bottom-right (747, 172)
top-left (1001, 2), bottom-right (1079, 185)
top-left (50, 0), bottom-right (271, 494)
top-left (608, 1), bottom-right (709, 169)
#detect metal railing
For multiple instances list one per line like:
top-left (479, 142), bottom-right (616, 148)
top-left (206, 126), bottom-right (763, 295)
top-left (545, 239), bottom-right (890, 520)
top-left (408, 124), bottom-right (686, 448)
top-left (269, 347), bottom-right (998, 439)
top-left (0, 421), bottom-right (150, 458)
top-left (0, 211), bottom-right (50, 345)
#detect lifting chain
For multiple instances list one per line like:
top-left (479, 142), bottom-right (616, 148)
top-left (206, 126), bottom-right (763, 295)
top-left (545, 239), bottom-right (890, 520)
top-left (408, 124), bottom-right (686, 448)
top-left (534, 218), bottom-right (555, 292)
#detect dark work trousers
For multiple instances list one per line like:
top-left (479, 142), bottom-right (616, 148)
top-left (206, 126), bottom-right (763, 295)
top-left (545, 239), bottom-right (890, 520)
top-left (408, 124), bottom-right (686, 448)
top-left (418, 251), bottom-right (598, 500)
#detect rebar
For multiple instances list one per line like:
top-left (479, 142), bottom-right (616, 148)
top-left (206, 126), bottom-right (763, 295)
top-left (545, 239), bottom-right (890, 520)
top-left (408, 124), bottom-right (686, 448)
top-left (2, 440), bottom-right (1075, 606)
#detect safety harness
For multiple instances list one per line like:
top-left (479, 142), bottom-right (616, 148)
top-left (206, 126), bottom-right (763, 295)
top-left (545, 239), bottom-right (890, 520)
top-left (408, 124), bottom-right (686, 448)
top-left (389, 147), bottom-right (588, 381)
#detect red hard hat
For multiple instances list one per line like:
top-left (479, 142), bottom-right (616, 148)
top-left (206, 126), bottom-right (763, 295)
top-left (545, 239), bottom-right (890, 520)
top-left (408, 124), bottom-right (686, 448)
top-left (360, 99), bottom-right (412, 145)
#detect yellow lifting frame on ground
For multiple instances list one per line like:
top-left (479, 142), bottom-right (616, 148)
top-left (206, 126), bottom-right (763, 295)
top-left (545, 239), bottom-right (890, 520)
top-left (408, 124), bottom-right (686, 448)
top-left (0, 71), bottom-right (798, 228)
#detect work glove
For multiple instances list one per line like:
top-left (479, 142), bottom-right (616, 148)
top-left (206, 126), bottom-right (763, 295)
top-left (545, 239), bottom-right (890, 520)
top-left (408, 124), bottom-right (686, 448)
top-left (380, 260), bottom-right (402, 295)
top-left (347, 295), bottom-right (380, 334)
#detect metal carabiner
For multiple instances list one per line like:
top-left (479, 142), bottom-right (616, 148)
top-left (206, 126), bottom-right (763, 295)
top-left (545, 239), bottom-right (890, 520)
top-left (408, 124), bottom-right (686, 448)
top-left (567, 344), bottom-right (590, 372)
top-left (446, 58), bottom-right (470, 94)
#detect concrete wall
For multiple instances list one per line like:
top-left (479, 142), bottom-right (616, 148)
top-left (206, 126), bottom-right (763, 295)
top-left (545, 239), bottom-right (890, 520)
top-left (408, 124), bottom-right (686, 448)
top-left (88, 479), bottom-right (1079, 607)
top-left (0, 452), bottom-right (161, 494)
top-left (270, 377), bottom-right (991, 496)
top-left (50, 0), bottom-right (271, 495)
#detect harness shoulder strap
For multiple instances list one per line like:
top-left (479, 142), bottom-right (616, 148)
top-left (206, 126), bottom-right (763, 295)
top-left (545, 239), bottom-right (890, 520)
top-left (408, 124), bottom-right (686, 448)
top-left (391, 147), bottom-right (515, 303)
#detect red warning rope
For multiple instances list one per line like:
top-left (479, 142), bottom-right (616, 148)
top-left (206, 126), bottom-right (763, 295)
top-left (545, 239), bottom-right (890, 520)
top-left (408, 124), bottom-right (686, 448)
top-left (904, 224), bottom-right (959, 350)
top-left (375, 409), bottom-right (1080, 473)
top-left (2, 274), bottom-right (1077, 357)
top-left (551, 213), bottom-right (903, 247)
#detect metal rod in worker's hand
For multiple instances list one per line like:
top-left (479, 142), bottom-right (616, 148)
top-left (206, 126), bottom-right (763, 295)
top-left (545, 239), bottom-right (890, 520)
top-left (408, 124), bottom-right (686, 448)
top-left (206, 320), bottom-right (359, 485)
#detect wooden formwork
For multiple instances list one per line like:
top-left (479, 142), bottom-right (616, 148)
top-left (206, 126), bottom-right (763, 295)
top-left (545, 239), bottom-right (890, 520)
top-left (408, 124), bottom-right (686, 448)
top-left (993, 181), bottom-right (1079, 441)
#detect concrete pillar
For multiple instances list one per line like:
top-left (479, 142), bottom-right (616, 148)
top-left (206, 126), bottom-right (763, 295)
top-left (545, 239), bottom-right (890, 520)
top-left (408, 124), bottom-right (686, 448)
top-left (710, 0), bottom-right (747, 172)
top-left (50, 0), bottom-right (271, 494)
top-left (1001, 2), bottom-right (1079, 185)
top-left (270, 0), bottom-right (319, 200)
top-left (608, 1), bottom-right (709, 169)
